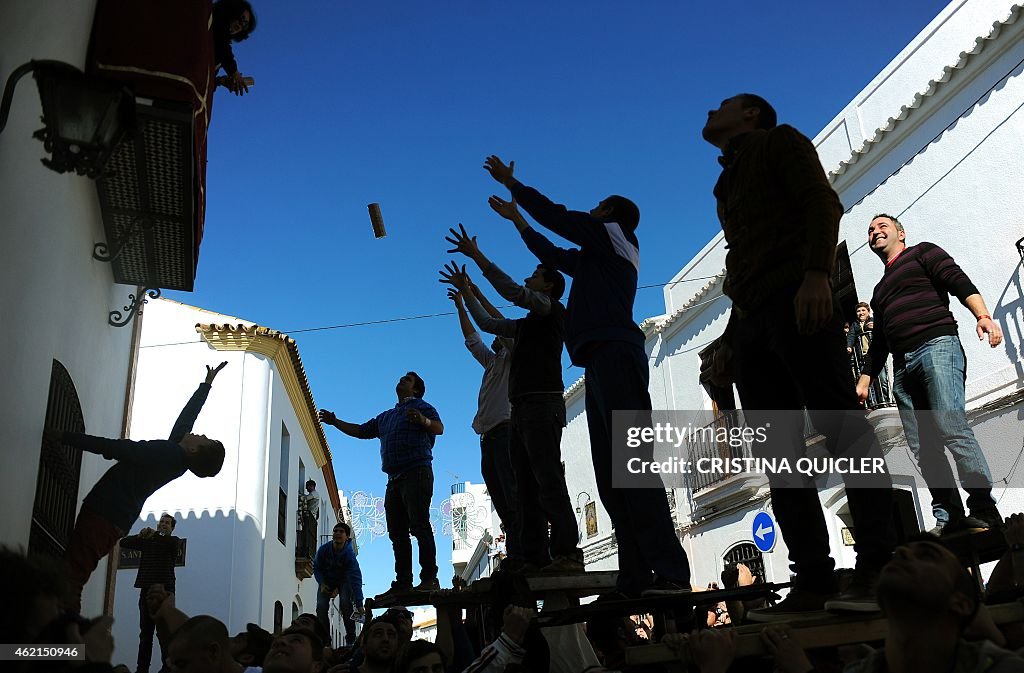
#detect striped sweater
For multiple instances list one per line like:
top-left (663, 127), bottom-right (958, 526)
top-left (866, 242), bottom-right (979, 377)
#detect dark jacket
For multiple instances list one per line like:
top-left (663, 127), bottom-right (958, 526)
top-left (509, 180), bottom-right (645, 366)
top-left (713, 125), bottom-right (844, 310)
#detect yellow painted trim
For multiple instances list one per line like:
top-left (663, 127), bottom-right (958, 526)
top-left (197, 326), bottom-right (332, 470)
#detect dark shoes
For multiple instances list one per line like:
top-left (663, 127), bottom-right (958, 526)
top-left (377, 580), bottom-right (413, 600)
top-left (824, 571), bottom-right (880, 613)
top-left (747, 587), bottom-right (833, 623)
top-left (540, 555), bottom-right (586, 574)
top-left (413, 577), bottom-right (441, 592)
top-left (942, 506), bottom-right (1003, 535)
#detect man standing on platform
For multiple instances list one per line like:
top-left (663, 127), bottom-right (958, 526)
top-left (319, 372), bottom-right (442, 596)
top-left (121, 513), bottom-right (183, 673)
top-left (701, 94), bottom-right (893, 620)
top-left (858, 214), bottom-right (1003, 534)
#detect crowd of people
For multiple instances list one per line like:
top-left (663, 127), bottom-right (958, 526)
top-left (10, 89), bottom-right (1017, 672)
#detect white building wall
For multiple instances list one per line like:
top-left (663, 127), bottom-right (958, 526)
top-left (111, 299), bottom-right (341, 666)
top-left (0, 0), bottom-right (136, 616)
top-left (561, 0), bottom-right (1024, 586)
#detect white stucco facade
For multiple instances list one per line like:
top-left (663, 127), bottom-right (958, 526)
top-left (0, 0), bottom-right (142, 616)
top-left (563, 0), bottom-right (1024, 587)
top-left (110, 298), bottom-right (350, 666)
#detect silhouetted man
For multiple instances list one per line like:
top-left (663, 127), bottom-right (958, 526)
top-left (313, 522), bottom-right (363, 645)
top-left (320, 372), bottom-right (442, 595)
top-left (702, 94), bottom-right (893, 620)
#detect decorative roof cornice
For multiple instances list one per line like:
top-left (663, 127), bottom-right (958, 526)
top-left (654, 271), bottom-right (727, 336)
top-left (827, 3), bottom-right (1024, 182)
top-left (563, 373), bottom-right (586, 402)
top-left (196, 323), bottom-right (334, 478)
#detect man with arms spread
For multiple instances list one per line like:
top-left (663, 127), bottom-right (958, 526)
top-left (701, 94), bottom-right (893, 619)
top-left (48, 362), bottom-right (228, 613)
top-left (319, 372), bottom-right (442, 595)
top-left (483, 156), bottom-right (690, 595)
top-left (858, 214), bottom-right (1003, 534)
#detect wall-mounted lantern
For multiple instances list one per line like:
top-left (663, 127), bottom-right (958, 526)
top-left (0, 60), bottom-right (133, 178)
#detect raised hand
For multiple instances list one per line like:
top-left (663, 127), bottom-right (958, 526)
top-left (447, 288), bottom-right (463, 305)
top-left (484, 155), bottom-right (514, 186)
top-left (319, 409), bottom-right (338, 426)
top-left (205, 361), bottom-right (228, 385)
top-left (488, 195), bottom-right (520, 221)
top-left (445, 223), bottom-right (482, 260)
top-left (438, 262), bottom-right (469, 291)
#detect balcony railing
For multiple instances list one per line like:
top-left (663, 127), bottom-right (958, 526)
top-left (687, 411), bottom-right (754, 494)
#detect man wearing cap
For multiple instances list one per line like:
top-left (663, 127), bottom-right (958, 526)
top-left (229, 623), bottom-right (273, 669)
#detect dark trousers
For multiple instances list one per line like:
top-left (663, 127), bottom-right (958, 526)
top-left (584, 341), bottom-right (691, 594)
top-left (385, 465), bottom-right (437, 585)
top-left (64, 507), bottom-right (123, 614)
top-left (301, 513), bottom-right (318, 556)
top-left (316, 583), bottom-right (356, 645)
top-left (510, 395), bottom-right (580, 564)
top-left (480, 422), bottom-right (521, 559)
top-left (137, 581), bottom-right (173, 673)
top-left (733, 292), bottom-right (894, 590)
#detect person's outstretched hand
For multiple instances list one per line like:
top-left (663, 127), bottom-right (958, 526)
top-left (484, 156), bottom-right (514, 186)
top-left (447, 288), bottom-right (463, 306)
top-left (319, 410), bottom-right (338, 426)
top-left (445, 224), bottom-right (482, 260)
top-left (488, 195), bottom-right (519, 221)
top-left (438, 262), bottom-right (470, 291)
top-left (205, 361), bottom-right (228, 385)
top-left (227, 71), bottom-right (250, 95)
top-left (501, 605), bottom-right (534, 645)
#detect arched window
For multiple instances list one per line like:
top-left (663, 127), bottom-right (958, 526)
top-left (274, 601), bottom-right (284, 635)
top-left (723, 542), bottom-right (766, 585)
top-left (30, 360), bottom-right (85, 557)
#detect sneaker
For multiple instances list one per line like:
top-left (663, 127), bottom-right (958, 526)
top-left (641, 579), bottom-right (692, 597)
top-left (970, 506), bottom-right (1004, 531)
top-left (413, 578), bottom-right (441, 592)
top-left (824, 571), bottom-right (880, 613)
top-left (746, 588), bottom-right (833, 623)
top-left (942, 515), bottom-right (990, 535)
top-left (540, 555), bottom-right (585, 574)
top-left (378, 581), bottom-right (413, 599)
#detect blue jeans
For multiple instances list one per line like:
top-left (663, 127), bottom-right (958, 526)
top-left (317, 582), bottom-right (356, 644)
top-left (892, 335), bottom-right (995, 522)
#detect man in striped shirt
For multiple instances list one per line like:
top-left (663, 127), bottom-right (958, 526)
top-left (121, 513), bottom-right (183, 673)
top-left (858, 214), bottom-right (1004, 534)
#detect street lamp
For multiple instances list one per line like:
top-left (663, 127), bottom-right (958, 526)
top-left (0, 60), bottom-right (133, 178)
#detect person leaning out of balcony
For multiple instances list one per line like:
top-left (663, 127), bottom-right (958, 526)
top-left (213, 0), bottom-right (257, 96)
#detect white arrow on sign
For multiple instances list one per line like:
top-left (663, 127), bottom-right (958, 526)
top-left (755, 523), bottom-right (773, 541)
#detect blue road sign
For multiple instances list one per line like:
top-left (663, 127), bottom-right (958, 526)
top-left (752, 512), bottom-right (776, 553)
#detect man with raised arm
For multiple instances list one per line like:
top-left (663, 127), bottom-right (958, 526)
top-left (319, 372), bottom-right (442, 595)
top-left (445, 283), bottom-right (522, 570)
top-left (858, 214), bottom-right (1004, 534)
top-left (442, 221), bottom-right (582, 572)
top-left (46, 362), bottom-right (228, 614)
top-left (483, 158), bottom-right (690, 595)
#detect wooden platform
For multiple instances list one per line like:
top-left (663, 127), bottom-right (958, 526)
top-left (624, 601), bottom-right (1024, 666)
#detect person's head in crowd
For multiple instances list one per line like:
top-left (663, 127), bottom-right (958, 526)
top-left (394, 640), bottom-right (447, 673)
top-left (0, 546), bottom-right (67, 643)
top-left (157, 513), bottom-right (177, 536)
top-left (396, 372), bottom-right (426, 399)
top-left (721, 564), bottom-right (739, 589)
top-left (290, 613), bottom-right (330, 650)
top-left (166, 615), bottom-right (236, 673)
top-left (213, 0), bottom-right (257, 41)
top-left (878, 535), bottom-right (979, 631)
top-left (702, 93), bottom-right (778, 148)
top-left (524, 264), bottom-right (566, 301)
top-left (855, 302), bottom-right (871, 323)
top-left (589, 195), bottom-right (640, 233)
top-left (229, 623), bottom-right (273, 668)
top-left (868, 213), bottom-right (907, 261)
top-left (264, 626), bottom-right (324, 673)
top-left (361, 616), bottom-right (401, 670)
top-left (305, 479), bottom-right (316, 493)
top-left (331, 523), bottom-right (351, 550)
top-left (383, 607), bottom-right (414, 644)
top-left (180, 433), bottom-right (226, 478)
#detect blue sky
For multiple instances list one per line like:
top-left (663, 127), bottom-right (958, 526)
top-left (167, 0), bottom-right (945, 595)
